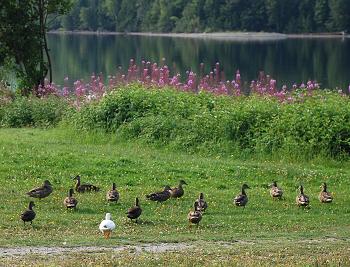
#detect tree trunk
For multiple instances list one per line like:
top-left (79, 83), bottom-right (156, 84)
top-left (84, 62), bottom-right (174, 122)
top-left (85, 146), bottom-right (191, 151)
top-left (39, 0), bottom-right (45, 87)
top-left (43, 5), bottom-right (52, 83)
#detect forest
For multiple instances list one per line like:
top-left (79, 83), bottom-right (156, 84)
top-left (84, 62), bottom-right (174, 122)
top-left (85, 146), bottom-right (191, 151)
top-left (54, 0), bottom-right (350, 33)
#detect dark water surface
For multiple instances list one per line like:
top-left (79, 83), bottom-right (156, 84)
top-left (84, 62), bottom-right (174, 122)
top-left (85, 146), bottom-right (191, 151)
top-left (48, 33), bottom-right (350, 89)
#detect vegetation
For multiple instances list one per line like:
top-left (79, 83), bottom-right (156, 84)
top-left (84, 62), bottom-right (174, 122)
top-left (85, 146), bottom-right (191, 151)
top-left (56, 0), bottom-right (350, 33)
top-left (0, 0), bottom-right (71, 93)
top-left (0, 128), bottom-right (349, 266)
top-left (2, 81), bottom-right (350, 160)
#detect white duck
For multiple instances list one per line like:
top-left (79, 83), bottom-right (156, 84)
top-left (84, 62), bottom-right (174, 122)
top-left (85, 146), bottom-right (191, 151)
top-left (99, 213), bottom-right (116, 239)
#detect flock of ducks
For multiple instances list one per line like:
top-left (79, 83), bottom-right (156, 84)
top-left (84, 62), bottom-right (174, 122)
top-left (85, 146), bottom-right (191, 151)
top-left (20, 177), bottom-right (334, 239)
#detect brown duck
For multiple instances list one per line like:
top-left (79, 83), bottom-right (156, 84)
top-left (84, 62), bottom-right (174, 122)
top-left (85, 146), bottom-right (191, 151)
top-left (296, 185), bottom-right (310, 207)
top-left (106, 183), bottom-right (119, 202)
top-left (170, 180), bottom-right (188, 198)
top-left (233, 184), bottom-right (250, 208)
top-left (20, 201), bottom-right (36, 225)
top-left (319, 182), bottom-right (333, 203)
top-left (194, 192), bottom-right (208, 212)
top-left (270, 181), bottom-right (283, 200)
top-left (26, 180), bottom-right (53, 199)
top-left (127, 197), bottom-right (142, 222)
top-left (73, 175), bottom-right (100, 193)
top-left (64, 188), bottom-right (78, 209)
top-left (188, 204), bottom-right (202, 227)
top-left (146, 185), bottom-right (171, 202)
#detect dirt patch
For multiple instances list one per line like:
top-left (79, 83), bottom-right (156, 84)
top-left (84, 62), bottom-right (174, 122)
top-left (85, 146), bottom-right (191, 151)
top-left (0, 243), bottom-right (193, 257)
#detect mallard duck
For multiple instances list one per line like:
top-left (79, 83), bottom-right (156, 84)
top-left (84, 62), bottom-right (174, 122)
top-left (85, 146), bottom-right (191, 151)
top-left (99, 213), bottom-right (116, 239)
top-left (73, 175), bottom-right (100, 193)
top-left (233, 183), bottom-right (250, 208)
top-left (270, 181), bottom-right (283, 199)
top-left (126, 197), bottom-right (142, 223)
top-left (170, 180), bottom-right (188, 198)
top-left (296, 185), bottom-right (310, 207)
top-left (146, 185), bottom-right (171, 202)
top-left (188, 204), bottom-right (202, 227)
top-left (63, 188), bottom-right (78, 209)
top-left (26, 180), bottom-right (53, 199)
top-left (194, 192), bottom-right (208, 212)
top-left (20, 201), bottom-right (36, 225)
top-left (106, 183), bottom-right (119, 202)
top-left (319, 182), bottom-right (333, 203)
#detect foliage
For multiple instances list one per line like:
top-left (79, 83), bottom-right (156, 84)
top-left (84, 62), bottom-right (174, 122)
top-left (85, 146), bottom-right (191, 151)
top-left (66, 85), bottom-right (350, 159)
top-left (0, 96), bottom-right (70, 128)
top-left (55, 0), bottom-right (350, 33)
top-left (0, 0), bottom-right (71, 94)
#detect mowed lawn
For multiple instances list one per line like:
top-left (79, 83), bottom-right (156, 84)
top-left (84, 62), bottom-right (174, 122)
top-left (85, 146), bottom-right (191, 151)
top-left (0, 128), bottom-right (350, 266)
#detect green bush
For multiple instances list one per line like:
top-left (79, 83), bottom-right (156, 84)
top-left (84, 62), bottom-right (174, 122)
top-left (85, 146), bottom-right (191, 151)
top-left (67, 85), bottom-right (350, 158)
top-left (1, 96), bottom-right (69, 127)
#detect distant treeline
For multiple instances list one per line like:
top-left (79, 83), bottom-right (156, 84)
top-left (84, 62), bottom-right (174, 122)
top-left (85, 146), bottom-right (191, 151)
top-left (52, 0), bottom-right (350, 33)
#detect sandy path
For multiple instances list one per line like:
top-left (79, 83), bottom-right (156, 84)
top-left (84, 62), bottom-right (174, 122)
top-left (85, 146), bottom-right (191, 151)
top-left (0, 243), bottom-right (192, 257)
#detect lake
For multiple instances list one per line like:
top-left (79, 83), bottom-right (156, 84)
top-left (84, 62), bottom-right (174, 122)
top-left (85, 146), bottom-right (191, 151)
top-left (48, 33), bottom-right (350, 90)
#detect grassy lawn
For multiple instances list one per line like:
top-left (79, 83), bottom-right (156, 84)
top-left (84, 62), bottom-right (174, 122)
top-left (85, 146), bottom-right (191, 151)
top-left (0, 128), bottom-right (350, 266)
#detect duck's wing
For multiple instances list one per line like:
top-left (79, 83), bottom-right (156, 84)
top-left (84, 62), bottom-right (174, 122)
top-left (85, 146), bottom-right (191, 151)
top-left (107, 190), bottom-right (119, 201)
top-left (64, 197), bottom-right (78, 207)
top-left (127, 206), bottom-right (142, 218)
top-left (271, 187), bottom-right (283, 197)
top-left (99, 220), bottom-right (115, 231)
top-left (297, 194), bottom-right (309, 205)
top-left (319, 191), bottom-right (333, 202)
top-left (21, 210), bottom-right (36, 221)
top-left (234, 194), bottom-right (245, 202)
top-left (26, 186), bottom-right (44, 196)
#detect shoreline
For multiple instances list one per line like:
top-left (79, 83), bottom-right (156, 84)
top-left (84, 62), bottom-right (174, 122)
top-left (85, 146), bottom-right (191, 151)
top-left (48, 30), bottom-right (349, 40)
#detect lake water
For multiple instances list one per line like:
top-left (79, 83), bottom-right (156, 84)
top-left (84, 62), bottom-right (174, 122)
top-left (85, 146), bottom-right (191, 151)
top-left (48, 33), bottom-right (350, 90)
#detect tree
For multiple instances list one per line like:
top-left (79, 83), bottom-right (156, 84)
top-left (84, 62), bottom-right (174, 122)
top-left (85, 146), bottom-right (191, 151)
top-left (328, 0), bottom-right (350, 32)
top-left (0, 0), bottom-right (71, 94)
top-left (314, 0), bottom-right (330, 31)
top-left (175, 0), bottom-right (201, 32)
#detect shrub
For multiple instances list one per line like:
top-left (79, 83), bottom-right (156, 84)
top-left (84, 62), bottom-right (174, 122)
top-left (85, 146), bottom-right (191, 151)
top-left (66, 85), bottom-right (350, 158)
top-left (1, 96), bottom-right (69, 128)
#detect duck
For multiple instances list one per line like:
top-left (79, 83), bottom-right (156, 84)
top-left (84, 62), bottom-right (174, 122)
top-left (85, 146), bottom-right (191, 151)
top-left (126, 197), bottom-right (142, 223)
top-left (270, 181), bottom-right (283, 200)
top-left (73, 175), bottom-right (100, 193)
top-left (233, 183), bottom-right (250, 208)
top-left (106, 182), bottom-right (119, 202)
top-left (99, 213), bottom-right (116, 239)
top-left (26, 180), bottom-right (53, 199)
top-left (63, 188), bottom-right (78, 209)
top-left (296, 185), bottom-right (310, 207)
top-left (194, 192), bottom-right (208, 212)
top-left (20, 201), bottom-right (36, 225)
top-left (170, 180), bottom-right (188, 198)
top-left (319, 182), bottom-right (333, 203)
top-left (146, 185), bottom-right (172, 202)
top-left (188, 204), bottom-right (202, 227)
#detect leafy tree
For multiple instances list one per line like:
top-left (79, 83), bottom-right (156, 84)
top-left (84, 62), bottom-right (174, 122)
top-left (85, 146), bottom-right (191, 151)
top-left (314, 0), bottom-right (330, 31)
top-left (175, 0), bottom-right (201, 32)
top-left (0, 0), bottom-right (71, 94)
top-left (328, 0), bottom-right (350, 32)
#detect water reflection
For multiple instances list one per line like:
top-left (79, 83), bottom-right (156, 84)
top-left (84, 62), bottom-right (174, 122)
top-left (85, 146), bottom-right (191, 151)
top-left (48, 34), bottom-right (350, 89)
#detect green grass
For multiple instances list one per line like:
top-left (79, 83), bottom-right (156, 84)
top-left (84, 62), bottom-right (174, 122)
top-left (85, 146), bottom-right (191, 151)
top-left (0, 128), bottom-right (350, 266)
